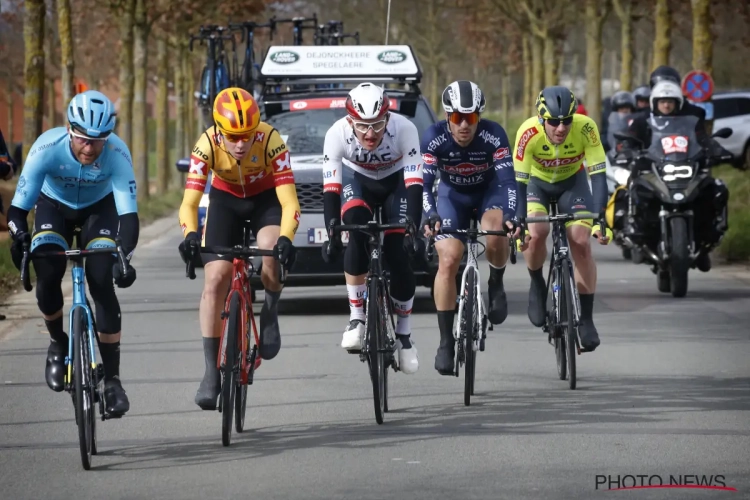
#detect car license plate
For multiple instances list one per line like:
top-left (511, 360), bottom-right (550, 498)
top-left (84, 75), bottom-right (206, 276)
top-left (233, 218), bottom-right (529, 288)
top-left (308, 228), bottom-right (349, 244)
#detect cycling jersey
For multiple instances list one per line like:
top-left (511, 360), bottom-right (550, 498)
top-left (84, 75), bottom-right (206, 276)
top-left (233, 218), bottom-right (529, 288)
top-left (322, 112), bottom-right (423, 226)
top-left (420, 119), bottom-right (516, 220)
top-left (10, 127), bottom-right (137, 214)
top-left (513, 114), bottom-right (607, 185)
top-left (178, 123), bottom-right (300, 240)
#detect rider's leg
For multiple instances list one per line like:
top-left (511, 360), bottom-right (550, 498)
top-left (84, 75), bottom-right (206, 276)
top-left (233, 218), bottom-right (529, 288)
top-left (255, 223), bottom-right (283, 360)
top-left (433, 236), bottom-right (464, 375)
top-left (341, 204), bottom-right (371, 350)
top-left (383, 232), bottom-right (419, 374)
top-left (480, 208), bottom-right (510, 324)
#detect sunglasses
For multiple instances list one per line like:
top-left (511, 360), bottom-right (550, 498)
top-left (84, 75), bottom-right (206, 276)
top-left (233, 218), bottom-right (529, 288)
top-left (448, 112), bottom-right (480, 126)
top-left (69, 128), bottom-right (109, 145)
top-left (222, 131), bottom-right (255, 143)
top-left (350, 118), bottom-right (388, 134)
top-left (545, 116), bottom-right (574, 127)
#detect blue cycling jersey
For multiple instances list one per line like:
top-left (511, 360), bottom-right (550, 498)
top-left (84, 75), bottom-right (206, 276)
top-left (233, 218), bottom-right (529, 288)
top-left (420, 119), bottom-right (516, 219)
top-left (11, 127), bottom-right (138, 214)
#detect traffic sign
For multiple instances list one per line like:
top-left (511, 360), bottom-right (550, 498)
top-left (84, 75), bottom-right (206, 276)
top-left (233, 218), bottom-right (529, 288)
top-left (682, 70), bottom-right (714, 103)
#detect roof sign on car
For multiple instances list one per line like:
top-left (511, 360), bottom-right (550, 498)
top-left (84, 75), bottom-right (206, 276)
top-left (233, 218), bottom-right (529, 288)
top-left (260, 45), bottom-right (420, 78)
top-left (288, 97), bottom-right (398, 111)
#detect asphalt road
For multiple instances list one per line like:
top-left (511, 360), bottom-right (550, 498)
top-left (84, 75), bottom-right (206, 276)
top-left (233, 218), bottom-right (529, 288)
top-left (1, 216), bottom-right (749, 500)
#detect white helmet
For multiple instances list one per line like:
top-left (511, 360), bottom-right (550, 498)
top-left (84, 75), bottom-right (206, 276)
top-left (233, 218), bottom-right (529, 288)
top-left (650, 80), bottom-right (684, 110)
top-left (442, 80), bottom-right (486, 114)
top-left (345, 83), bottom-right (390, 120)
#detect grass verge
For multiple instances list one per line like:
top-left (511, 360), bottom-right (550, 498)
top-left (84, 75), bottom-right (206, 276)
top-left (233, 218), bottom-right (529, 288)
top-left (714, 165), bottom-right (750, 262)
top-left (0, 187), bottom-right (183, 302)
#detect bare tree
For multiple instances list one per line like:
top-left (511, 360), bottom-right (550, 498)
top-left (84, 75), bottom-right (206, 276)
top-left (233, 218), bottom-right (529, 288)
top-left (585, 0), bottom-right (610, 126)
top-left (57, 0), bottom-right (74, 104)
top-left (23, 0), bottom-right (46, 162)
top-left (651, 0), bottom-right (671, 70)
top-left (155, 37), bottom-right (170, 194)
top-left (691, 0), bottom-right (712, 74)
top-left (114, 0), bottom-right (136, 150)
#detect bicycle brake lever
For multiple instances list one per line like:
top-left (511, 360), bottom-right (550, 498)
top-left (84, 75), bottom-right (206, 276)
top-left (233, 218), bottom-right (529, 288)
top-left (186, 259), bottom-right (196, 280)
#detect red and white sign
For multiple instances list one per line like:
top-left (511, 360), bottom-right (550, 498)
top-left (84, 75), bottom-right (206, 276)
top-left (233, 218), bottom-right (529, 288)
top-left (493, 147), bottom-right (510, 160)
top-left (661, 135), bottom-right (689, 154)
top-left (443, 162), bottom-right (487, 176)
top-left (289, 97), bottom-right (398, 111)
top-left (515, 127), bottom-right (538, 161)
top-left (682, 70), bottom-right (714, 103)
top-left (274, 151), bottom-right (291, 172)
top-left (189, 157), bottom-right (207, 176)
top-left (422, 153), bottom-right (437, 165)
top-left (533, 152), bottom-right (585, 168)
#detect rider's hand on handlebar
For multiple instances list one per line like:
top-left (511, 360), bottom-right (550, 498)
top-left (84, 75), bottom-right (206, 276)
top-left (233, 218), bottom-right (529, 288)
top-left (322, 218), bottom-right (343, 263)
top-left (403, 216), bottom-right (420, 258)
top-left (9, 230), bottom-right (30, 271)
top-left (113, 263), bottom-right (137, 288)
top-left (274, 235), bottom-right (296, 269)
top-left (422, 213), bottom-right (442, 238)
top-left (592, 215), bottom-right (612, 245)
top-left (178, 232), bottom-right (201, 264)
top-left (504, 215), bottom-right (523, 240)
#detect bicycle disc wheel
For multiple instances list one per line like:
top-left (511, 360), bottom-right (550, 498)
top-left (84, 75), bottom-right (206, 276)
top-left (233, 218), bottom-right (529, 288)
top-left (562, 262), bottom-right (577, 390)
top-left (221, 292), bottom-right (241, 446)
top-left (553, 266), bottom-right (567, 381)
top-left (73, 308), bottom-right (94, 470)
top-left (366, 277), bottom-right (385, 425)
top-left (463, 271), bottom-right (477, 406)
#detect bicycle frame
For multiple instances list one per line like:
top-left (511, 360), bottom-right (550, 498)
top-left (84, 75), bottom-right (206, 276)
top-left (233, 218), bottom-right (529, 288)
top-left (454, 223), bottom-right (486, 352)
top-left (544, 204), bottom-right (582, 336)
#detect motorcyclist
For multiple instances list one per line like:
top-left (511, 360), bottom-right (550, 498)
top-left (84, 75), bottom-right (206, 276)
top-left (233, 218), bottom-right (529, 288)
top-left (606, 91), bottom-right (636, 154)
top-left (633, 86), bottom-right (650, 109)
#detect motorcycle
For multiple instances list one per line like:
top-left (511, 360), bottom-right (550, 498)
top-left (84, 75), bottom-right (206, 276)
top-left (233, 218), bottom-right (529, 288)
top-left (612, 115), bottom-right (733, 298)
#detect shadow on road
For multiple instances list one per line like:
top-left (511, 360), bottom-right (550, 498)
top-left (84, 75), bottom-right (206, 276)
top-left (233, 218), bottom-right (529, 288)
top-left (13, 374), bottom-right (745, 471)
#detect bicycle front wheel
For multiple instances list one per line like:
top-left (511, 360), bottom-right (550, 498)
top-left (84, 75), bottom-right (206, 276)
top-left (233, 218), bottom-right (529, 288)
top-left (562, 262), bottom-right (577, 390)
top-left (553, 265), bottom-right (567, 381)
top-left (73, 308), bottom-right (94, 470)
top-left (221, 292), bottom-right (241, 446)
top-left (463, 271), bottom-right (477, 406)
top-left (236, 305), bottom-right (255, 433)
top-left (366, 276), bottom-right (386, 425)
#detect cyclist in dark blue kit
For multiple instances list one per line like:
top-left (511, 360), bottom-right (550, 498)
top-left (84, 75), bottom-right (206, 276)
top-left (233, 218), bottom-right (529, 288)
top-left (421, 80), bottom-right (519, 375)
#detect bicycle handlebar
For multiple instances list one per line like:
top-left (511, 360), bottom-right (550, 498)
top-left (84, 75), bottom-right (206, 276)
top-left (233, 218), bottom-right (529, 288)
top-left (524, 212), bottom-right (599, 224)
top-left (184, 245), bottom-right (285, 284)
top-left (424, 226), bottom-right (513, 262)
top-left (20, 237), bottom-right (131, 293)
top-left (325, 221), bottom-right (419, 258)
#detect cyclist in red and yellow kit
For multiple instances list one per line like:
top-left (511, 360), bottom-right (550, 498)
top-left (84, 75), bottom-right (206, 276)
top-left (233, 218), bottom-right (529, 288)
top-left (178, 88), bottom-right (301, 410)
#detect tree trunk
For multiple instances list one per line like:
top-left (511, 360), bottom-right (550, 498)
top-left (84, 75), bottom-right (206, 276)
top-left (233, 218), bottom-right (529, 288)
top-left (6, 78), bottom-right (14, 143)
top-left (570, 52), bottom-right (579, 95)
top-left (543, 34), bottom-right (559, 87)
top-left (57, 0), bottom-right (74, 104)
top-left (132, 0), bottom-right (148, 200)
top-left (45, 30), bottom-right (55, 128)
top-left (46, 79), bottom-right (56, 128)
top-left (530, 34), bottom-right (543, 104)
top-left (501, 66), bottom-right (510, 127)
top-left (156, 38), bottom-right (169, 194)
top-left (23, 0), bottom-right (45, 163)
top-left (610, 49), bottom-right (618, 93)
top-left (691, 0), bottom-right (712, 74)
top-left (585, 0), bottom-right (609, 127)
top-left (652, 0), bottom-right (671, 70)
top-left (183, 50), bottom-right (193, 186)
top-left (612, 0), bottom-right (633, 91)
top-left (118, 0), bottom-right (136, 150)
top-left (174, 41), bottom-right (185, 178)
top-left (522, 34), bottom-right (531, 114)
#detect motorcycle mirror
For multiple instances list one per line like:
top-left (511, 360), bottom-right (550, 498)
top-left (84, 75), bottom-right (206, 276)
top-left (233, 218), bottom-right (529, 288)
top-left (613, 131), bottom-right (639, 144)
top-left (712, 127), bottom-right (733, 139)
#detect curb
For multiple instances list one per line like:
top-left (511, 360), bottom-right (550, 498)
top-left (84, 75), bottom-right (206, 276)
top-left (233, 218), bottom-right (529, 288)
top-left (0, 210), bottom-right (178, 340)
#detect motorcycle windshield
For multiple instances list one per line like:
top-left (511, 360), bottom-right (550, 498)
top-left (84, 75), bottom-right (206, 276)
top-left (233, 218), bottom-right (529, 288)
top-left (647, 115), bottom-right (702, 163)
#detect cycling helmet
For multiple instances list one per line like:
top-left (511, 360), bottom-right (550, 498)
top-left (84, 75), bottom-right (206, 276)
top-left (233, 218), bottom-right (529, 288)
top-left (649, 65), bottom-right (681, 88)
top-left (345, 83), bottom-right (390, 120)
top-left (67, 90), bottom-right (116, 138)
top-left (442, 80), bottom-right (486, 114)
top-left (213, 87), bottom-right (261, 134)
top-left (633, 85), bottom-right (650, 101)
top-left (610, 90), bottom-right (636, 110)
top-left (536, 86), bottom-right (578, 119)
top-left (650, 80), bottom-right (684, 110)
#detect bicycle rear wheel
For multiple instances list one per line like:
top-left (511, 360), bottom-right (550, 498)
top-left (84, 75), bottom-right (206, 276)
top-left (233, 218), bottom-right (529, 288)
top-left (463, 271), bottom-right (477, 406)
top-left (562, 262), bottom-right (577, 390)
top-left (221, 292), bottom-right (241, 446)
top-left (73, 308), bottom-right (94, 470)
top-left (553, 265), bottom-right (567, 381)
top-left (366, 276), bottom-right (386, 425)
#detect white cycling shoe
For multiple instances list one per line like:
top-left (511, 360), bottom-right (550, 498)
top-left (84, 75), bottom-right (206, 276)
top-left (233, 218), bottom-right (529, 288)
top-left (341, 319), bottom-right (365, 351)
top-left (396, 338), bottom-right (419, 374)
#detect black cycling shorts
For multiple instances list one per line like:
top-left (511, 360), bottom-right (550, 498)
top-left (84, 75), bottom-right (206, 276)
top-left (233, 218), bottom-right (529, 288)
top-left (202, 187), bottom-right (282, 264)
top-left (527, 169), bottom-right (594, 228)
top-left (341, 168), bottom-right (407, 230)
top-left (32, 192), bottom-right (119, 249)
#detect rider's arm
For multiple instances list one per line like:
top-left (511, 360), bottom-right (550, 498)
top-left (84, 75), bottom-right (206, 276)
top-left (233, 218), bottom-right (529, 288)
top-left (487, 123), bottom-right (517, 219)
top-left (512, 120), bottom-right (540, 220)
top-left (420, 127), bottom-right (440, 220)
top-left (178, 132), bottom-right (213, 237)
top-left (399, 120), bottom-right (424, 225)
top-left (322, 124), bottom-right (344, 229)
top-left (108, 136), bottom-right (140, 257)
top-left (266, 129), bottom-right (300, 240)
top-left (7, 132), bottom-right (54, 235)
top-left (580, 117), bottom-right (608, 216)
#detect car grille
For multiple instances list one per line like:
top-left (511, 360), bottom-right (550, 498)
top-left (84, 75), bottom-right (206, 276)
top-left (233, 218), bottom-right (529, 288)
top-left (296, 183), bottom-right (324, 212)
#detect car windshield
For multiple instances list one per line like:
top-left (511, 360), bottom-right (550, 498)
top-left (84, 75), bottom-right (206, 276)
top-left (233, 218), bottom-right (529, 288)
top-left (264, 99), bottom-right (435, 155)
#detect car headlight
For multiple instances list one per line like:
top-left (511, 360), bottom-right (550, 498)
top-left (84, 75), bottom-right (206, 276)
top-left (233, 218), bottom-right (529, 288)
top-left (613, 167), bottom-right (630, 186)
top-left (199, 193), bottom-right (209, 208)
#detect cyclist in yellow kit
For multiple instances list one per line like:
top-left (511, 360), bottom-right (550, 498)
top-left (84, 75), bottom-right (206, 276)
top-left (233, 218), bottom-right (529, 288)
top-left (178, 88), bottom-right (301, 409)
top-left (512, 86), bottom-right (611, 352)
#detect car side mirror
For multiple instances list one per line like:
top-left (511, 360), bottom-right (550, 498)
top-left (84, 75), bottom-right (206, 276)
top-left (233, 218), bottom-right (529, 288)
top-left (712, 127), bottom-right (733, 139)
top-left (176, 157), bottom-right (190, 173)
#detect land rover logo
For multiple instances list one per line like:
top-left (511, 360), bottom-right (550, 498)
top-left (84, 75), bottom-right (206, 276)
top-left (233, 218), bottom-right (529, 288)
top-left (270, 51), bottom-right (299, 64)
top-left (378, 50), bottom-right (406, 64)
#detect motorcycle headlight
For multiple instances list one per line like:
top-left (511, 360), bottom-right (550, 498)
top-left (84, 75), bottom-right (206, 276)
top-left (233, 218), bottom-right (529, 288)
top-left (614, 167), bottom-right (630, 186)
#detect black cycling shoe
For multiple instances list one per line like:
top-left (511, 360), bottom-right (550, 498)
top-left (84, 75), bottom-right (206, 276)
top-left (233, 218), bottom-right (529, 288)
top-left (104, 378), bottom-right (130, 416)
top-left (528, 278), bottom-right (547, 328)
top-left (195, 370), bottom-right (222, 410)
top-left (434, 344), bottom-right (455, 375)
top-left (259, 303), bottom-right (281, 360)
top-left (579, 319), bottom-right (601, 352)
top-left (487, 280), bottom-right (508, 325)
top-left (45, 341), bottom-right (66, 392)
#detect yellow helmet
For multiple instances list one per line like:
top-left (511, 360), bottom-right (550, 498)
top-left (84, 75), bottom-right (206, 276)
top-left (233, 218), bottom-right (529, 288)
top-left (536, 86), bottom-right (578, 120)
top-left (213, 88), bottom-right (261, 135)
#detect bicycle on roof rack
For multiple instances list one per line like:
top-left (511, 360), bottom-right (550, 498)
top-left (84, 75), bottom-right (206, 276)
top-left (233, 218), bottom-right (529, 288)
top-left (314, 20), bottom-right (360, 46)
top-left (269, 15), bottom-right (319, 46)
top-left (228, 20), bottom-right (275, 96)
top-left (190, 25), bottom-right (237, 128)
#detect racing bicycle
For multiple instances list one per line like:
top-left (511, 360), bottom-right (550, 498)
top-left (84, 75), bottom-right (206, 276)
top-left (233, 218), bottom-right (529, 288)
top-left (20, 232), bottom-right (131, 470)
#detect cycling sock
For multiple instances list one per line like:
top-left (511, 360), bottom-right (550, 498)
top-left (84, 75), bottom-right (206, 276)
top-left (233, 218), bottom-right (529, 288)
top-left (580, 293), bottom-right (594, 321)
top-left (347, 283), bottom-right (366, 322)
top-left (264, 289), bottom-right (281, 314)
top-left (45, 316), bottom-right (68, 344)
top-left (489, 263), bottom-right (506, 285)
top-left (391, 295), bottom-right (414, 335)
top-left (528, 267), bottom-right (546, 289)
top-left (201, 337), bottom-right (220, 384)
top-left (437, 310), bottom-right (455, 347)
top-left (396, 333), bottom-right (412, 349)
top-left (99, 341), bottom-right (120, 382)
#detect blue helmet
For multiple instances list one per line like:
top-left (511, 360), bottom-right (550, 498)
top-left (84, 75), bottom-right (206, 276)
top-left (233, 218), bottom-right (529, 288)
top-left (67, 90), bottom-right (116, 138)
